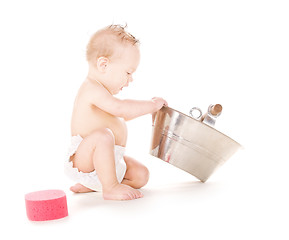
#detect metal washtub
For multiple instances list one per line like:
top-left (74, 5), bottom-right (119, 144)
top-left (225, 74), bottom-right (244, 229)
top-left (150, 106), bottom-right (242, 182)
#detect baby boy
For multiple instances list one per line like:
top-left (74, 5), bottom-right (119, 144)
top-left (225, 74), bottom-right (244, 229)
top-left (65, 25), bottom-right (168, 200)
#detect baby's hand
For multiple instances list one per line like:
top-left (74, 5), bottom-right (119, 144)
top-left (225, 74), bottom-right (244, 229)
top-left (151, 97), bottom-right (168, 125)
top-left (152, 97), bottom-right (168, 112)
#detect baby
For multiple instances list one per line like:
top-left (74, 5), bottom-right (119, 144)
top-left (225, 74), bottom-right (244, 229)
top-left (65, 25), bottom-right (168, 200)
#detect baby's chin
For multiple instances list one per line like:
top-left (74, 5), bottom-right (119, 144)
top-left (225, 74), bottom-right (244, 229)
top-left (111, 89), bottom-right (122, 95)
top-left (117, 87), bottom-right (124, 93)
top-left (111, 86), bottom-right (126, 95)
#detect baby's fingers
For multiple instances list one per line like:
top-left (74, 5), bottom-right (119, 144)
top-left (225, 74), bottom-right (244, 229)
top-left (163, 100), bottom-right (168, 107)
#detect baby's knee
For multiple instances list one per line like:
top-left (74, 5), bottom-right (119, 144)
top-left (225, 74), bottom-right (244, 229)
top-left (136, 165), bottom-right (150, 188)
top-left (89, 128), bottom-right (115, 145)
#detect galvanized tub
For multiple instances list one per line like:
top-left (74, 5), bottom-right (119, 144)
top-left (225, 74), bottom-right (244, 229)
top-left (150, 106), bottom-right (242, 182)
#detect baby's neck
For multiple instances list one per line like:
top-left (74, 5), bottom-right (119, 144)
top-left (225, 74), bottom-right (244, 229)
top-left (87, 65), bottom-right (104, 85)
top-left (86, 64), bottom-right (113, 94)
top-left (87, 76), bottom-right (104, 87)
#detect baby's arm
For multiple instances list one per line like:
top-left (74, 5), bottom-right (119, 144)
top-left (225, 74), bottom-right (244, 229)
top-left (117, 97), bottom-right (167, 121)
top-left (88, 86), bottom-right (167, 121)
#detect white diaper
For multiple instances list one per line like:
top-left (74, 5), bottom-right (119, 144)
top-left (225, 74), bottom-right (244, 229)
top-left (64, 135), bottom-right (127, 191)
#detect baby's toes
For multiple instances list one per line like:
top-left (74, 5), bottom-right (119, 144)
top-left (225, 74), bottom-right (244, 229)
top-left (134, 189), bottom-right (143, 199)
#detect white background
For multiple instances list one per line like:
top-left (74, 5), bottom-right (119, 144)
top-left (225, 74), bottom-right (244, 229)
top-left (0, 0), bottom-right (288, 239)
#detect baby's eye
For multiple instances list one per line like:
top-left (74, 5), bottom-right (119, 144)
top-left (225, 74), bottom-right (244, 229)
top-left (127, 72), bottom-right (131, 75)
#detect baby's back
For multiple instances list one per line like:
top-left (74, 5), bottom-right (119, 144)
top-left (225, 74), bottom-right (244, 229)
top-left (71, 80), bottom-right (127, 147)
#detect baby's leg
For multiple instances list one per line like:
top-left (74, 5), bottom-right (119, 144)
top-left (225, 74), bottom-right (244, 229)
top-left (71, 129), bottom-right (143, 200)
top-left (122, 156), bottom-right (150, 189)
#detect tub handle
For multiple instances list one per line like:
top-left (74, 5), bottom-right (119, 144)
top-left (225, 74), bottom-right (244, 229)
top-left (189, 107), bottom-right (203, 120)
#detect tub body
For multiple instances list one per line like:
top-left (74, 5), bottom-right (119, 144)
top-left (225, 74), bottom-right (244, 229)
top-left (150, 107), bottom-right (242, 182)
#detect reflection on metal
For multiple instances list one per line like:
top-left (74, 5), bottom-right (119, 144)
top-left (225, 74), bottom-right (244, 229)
top-left (150, 106), bottom-right (242, 182)
top-left (189, 107), bottom-right (203, 120)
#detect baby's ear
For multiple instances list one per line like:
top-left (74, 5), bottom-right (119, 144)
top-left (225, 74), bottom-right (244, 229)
top-left (96, 57), bottom-right (109, 72)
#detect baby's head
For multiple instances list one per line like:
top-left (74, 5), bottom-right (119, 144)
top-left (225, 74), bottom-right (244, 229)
top-left (86, 25), bottom-right (140, 94)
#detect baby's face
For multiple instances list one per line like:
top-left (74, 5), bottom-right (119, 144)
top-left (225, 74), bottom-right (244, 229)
top-left (105, 44), bottom-right (140, 95)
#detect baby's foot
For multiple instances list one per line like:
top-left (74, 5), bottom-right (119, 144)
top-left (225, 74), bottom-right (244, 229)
top-left (70, 183), bottom-right (95, 193)
top-left (103, 183), bottom-right (143, 201)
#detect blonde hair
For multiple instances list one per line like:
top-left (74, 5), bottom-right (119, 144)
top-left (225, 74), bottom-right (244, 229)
top-left (86, 24), bottom-right (139, 62)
